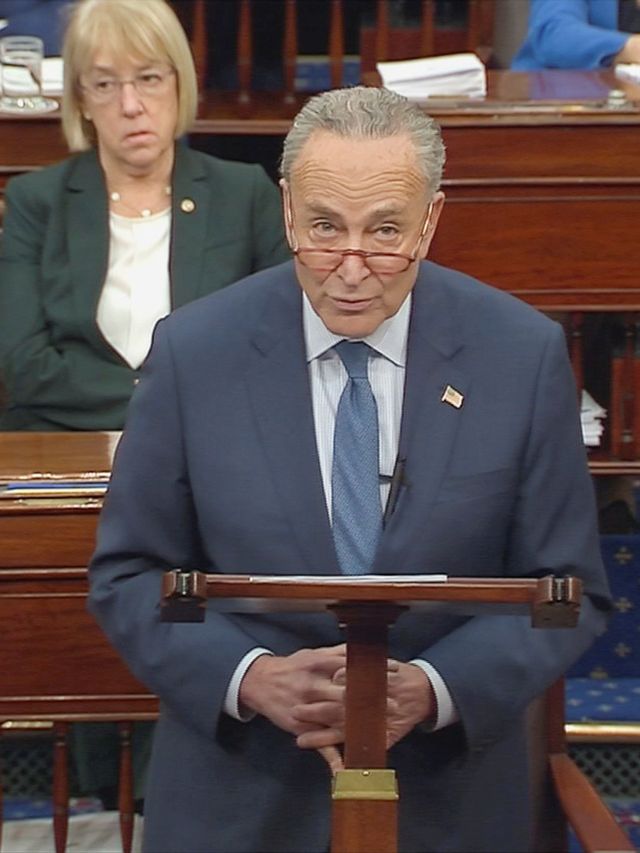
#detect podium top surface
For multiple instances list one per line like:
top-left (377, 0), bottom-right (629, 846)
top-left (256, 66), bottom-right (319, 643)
top-left (162, 572), bottom-right (582, 628)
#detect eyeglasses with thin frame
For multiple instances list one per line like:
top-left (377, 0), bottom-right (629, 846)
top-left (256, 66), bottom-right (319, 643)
top-left (80, 66), bottom-right (175, 104)
top-left (285, 194), bottom-right (434, 276)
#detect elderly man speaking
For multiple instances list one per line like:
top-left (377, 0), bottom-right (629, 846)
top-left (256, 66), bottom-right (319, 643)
top-left (88, 86), bottom-right (609, 853)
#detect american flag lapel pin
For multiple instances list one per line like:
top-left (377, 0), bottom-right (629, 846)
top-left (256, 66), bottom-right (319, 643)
top-left (441, 384), bottom-right (464, 409)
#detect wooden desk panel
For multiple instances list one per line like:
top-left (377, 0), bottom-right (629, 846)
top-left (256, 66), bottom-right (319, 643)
top-left (0, 569), bottom-right (156, 720)
top-left (3, 72), bottom-right (640, 314)
top-left (0, 508), bottom-right (100, 567)
top-left (0, 113), bottom-right (67, 179)
top-left (432, 188), bottom-right (640, 309)
top-left (0, 432), bottom-right (156, 722)
top-left (0, 431), bottom-right (120, 481)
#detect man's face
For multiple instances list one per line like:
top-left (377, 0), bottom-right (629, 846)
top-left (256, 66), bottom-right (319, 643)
top-left (283, 130), bottom-right (444, 338)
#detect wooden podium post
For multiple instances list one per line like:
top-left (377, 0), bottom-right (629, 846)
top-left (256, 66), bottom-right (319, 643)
top-left (161, 573), bottom-right (581, 853)
top-left (329, 602), bottom-right (406, 853)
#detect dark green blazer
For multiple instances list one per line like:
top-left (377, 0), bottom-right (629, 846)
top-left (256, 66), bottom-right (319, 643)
top-left (0, 144), bottom-right (289, 430)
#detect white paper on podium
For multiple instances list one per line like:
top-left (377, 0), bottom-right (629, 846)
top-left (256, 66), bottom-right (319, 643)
top-left (247, 574), bottom-right (448, 583)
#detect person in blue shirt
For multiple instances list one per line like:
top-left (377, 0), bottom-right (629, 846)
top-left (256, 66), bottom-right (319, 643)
top-left (512, 0), bottom-right (640, 70)
top-left (0, 0), bottom-right (68, 55)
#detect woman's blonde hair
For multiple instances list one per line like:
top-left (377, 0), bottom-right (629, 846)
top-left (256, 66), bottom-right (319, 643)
top-left (61, 0), bottom-right (198, 151)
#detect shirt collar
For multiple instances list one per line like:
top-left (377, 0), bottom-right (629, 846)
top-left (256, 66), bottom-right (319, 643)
top-left (303, 292), bottom-right (411, 367)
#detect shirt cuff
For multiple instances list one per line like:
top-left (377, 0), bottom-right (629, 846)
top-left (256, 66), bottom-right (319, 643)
top-left (223, 648), bottom-right (274, 721)
top-left (409, 659), bottom-right (459, 731)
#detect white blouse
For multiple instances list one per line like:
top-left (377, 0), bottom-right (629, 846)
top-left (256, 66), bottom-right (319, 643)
top-left (97, 209), bottom-right (171, 369)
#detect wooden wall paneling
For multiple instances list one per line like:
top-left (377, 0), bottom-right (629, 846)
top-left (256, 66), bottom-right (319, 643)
top-left (282, 0), bottom-right (298, 107)
top-left (52, 722), bottom-right (69, 853)
top-left (191, 0), bottom-right (207, 92)
top-left (237, 0), bottom-right (253, 109)
top-left (568, 313), bottom-right (585, 394)
top-left (419, 0), bottom-right (436, 57)
top-left (118, 722), bottom-right (135, 853)
top-left (375, 0), bottom-right (390, 63)
top-left (329, 0), bottom-right (345, 90)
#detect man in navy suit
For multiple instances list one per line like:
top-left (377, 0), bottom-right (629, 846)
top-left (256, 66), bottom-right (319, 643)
top-left (88, 86), bottom-right (610, 853)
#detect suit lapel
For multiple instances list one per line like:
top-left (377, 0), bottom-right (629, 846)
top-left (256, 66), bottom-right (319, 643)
top-left (245, 263), bottom-right (471, 577)
top-left (66, 150), bottom-right (111, 351)
top-left (66, 145), bottom-right (209, 350)
top-left (245, 270), bottom-right (339, 576)
top-left (375, 266), bottom-right (470, 573)
top-left (170, 144), bottom-right (212, 309)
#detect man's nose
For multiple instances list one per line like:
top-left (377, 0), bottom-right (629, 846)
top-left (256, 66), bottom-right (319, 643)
top-left (337, 251), bottom-right (371, 284)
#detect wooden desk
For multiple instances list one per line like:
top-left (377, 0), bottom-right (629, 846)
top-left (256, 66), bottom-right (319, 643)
top-left (2, 70), bottom-right (640, 309)
top-left (0, 432), bottom-right (157, 721)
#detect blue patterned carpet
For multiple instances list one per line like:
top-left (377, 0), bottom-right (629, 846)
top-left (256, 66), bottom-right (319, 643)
top-left (2, 795), bottom-right (103, 820)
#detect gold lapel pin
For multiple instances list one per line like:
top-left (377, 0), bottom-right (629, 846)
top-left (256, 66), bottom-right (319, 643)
top-left (441, 385), bottom-right (464, 409)
top-left (180, 198), bottom-right (196, 213)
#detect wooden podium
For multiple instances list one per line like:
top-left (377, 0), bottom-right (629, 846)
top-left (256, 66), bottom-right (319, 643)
top-left (161, 571), bottom-right (582, 853)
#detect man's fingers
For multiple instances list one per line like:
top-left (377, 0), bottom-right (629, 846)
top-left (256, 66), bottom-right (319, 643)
top-left (332, 666), bottom-right (346, 685)
top-left (292, 699), bottom-right (345, 726)
top-left (296, 727), bottom-right (344, 750)
top-left (316, 746), bottom-right (344, 775)
top-left (331, 658), bottom-right (402, 685)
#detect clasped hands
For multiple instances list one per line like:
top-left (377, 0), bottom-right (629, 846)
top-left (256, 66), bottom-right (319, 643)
top-left (238, 644), bottom-right (435, 773)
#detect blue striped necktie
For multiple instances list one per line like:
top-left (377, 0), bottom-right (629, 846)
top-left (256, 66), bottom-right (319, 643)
top-left (331, 341), bottom-right (382, 575)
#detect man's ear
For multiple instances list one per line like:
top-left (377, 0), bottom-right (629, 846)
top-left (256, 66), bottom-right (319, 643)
top-left (279, 179), bottom-right (296, 249)
top-left (419, 191), bottom-right (446, 259)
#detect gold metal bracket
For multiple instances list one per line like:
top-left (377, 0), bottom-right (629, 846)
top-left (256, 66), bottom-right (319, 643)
top-left (332, 769), bottom-right (398, 801)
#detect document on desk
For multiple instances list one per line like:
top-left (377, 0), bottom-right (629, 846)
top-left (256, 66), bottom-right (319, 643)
top-left (377, 52), bottom-right (487, 100)
top-left (0, 478), bottom-right (109, 498)
top-left (615, 63), bottom-right (640, 84)
top-left (41, 57), bottom-right (63, 95)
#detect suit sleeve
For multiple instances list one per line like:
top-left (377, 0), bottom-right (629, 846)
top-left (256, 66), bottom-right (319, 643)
top-left (0, 177), bottom-right (132, 424)
top-left (88, 318), bottom-right (266, 740)
top-left (522, 0), bottom-right (628, 68)
top-left (419, 322), bottom-right (609, 749)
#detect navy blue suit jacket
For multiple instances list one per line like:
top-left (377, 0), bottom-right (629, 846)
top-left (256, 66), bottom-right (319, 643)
top-left (89, 260), bottom-right (609, 852)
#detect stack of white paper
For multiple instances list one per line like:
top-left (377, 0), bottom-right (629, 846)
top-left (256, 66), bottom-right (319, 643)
top-left (0, 57), bottom-right (62, 97)
top-left (41, 57), bottom-right (63, 95)
top-left (581, 389), bottom-right (607, 448)
top-left (377, 52), bottom-right (487, 101)
top-left (614, 63), bottom-right (640, 84)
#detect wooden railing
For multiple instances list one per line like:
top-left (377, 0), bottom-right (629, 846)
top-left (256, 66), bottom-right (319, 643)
top-left (172, 0), bottom-right (496, 98)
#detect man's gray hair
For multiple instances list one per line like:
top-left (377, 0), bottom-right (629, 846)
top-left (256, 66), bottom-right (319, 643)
top-left (280, 86), bottom-right (446, 194)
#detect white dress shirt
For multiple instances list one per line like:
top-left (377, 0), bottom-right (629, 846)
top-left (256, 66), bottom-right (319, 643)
top-left (224, 294), bottom-right (458, 731)
top-left (96, 210), bottom-right (171, 369)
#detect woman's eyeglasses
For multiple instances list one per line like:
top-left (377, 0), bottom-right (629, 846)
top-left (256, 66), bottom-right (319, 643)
top-left (80, 66), bottom-right (175, 104)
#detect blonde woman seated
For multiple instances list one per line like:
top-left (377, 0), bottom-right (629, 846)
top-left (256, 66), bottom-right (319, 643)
top-left (0, 0), bottom-right (289, 431)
